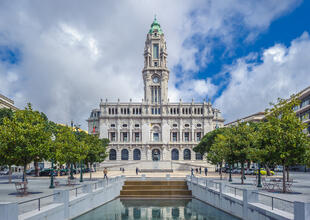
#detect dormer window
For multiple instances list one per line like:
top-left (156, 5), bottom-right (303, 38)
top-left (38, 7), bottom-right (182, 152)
top-left (111, 124), bottom-right (115, 128)
top-left (123, 124), bottom-right (127, 128)
top-left (184, 124), bottom-right (190, 128)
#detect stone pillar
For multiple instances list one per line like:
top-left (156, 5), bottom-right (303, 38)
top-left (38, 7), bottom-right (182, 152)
top-left (294, 202), bottom-right (310, 220)
top-left (53, 189), bottom-right (70, 219)
top-left (242, 189), bottom-right (258, 220)
top-left (83, 183), bottom-right (92, 194)
top-left (0, 202), bottom-right (18, 220)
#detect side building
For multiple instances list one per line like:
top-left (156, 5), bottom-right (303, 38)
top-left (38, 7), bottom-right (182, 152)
top-left (87, 18), bottom-right (224, 170)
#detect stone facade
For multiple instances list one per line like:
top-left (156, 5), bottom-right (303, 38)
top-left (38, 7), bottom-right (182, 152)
top-left (87, 18), bottom-right (224, 166)
top-left (0, 93), bottom-right (18, 110)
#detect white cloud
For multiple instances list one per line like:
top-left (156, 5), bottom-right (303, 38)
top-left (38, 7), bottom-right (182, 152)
top-left (215, 32), bottom-right (310, 123)
top-left (0, 0), bottom-right (302, 128)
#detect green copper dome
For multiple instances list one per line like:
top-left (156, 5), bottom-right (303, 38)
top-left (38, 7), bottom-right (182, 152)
top-left (149, 17), bottom-right (163, 34)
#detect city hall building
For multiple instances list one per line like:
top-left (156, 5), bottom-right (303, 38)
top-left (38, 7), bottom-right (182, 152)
top-left (87, 18), bottom-right (224, 169)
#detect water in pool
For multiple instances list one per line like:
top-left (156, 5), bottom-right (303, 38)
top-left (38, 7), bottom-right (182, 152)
top-left (74, 198), bottom-right (239, 220)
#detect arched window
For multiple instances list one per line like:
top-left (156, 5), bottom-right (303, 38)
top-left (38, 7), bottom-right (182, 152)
top-left (184, 149), bottom-right (191, 160)
top-left (109, 149), bottom-right (116, 160)
top-left (121, 149), bottom-right (129, 160)
top-left (133, 149), bottom-right (141, 160)
top-left (171, 149), bottom-right (179, 160)
top-left (196, 152), bottom-right (203, 160)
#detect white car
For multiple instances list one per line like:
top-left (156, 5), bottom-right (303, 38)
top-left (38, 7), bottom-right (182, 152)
top-left (274, 166), bottom-right (283, 172)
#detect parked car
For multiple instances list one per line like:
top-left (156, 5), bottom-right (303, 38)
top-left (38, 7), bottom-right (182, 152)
top-left (232, 168), bottom-right (241, 174)
top-left (39, 168), bottom-right (57, 176)
top-left (274, 166), bottom-right (283, 172)
top-left (26, 168), bottom-right (36, 176)
top-left (0, 169), bottom-right (9, 175)
top-left (245, 169), bottom-right (255, 175)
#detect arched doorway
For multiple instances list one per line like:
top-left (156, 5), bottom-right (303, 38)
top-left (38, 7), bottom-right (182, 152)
top-left (171, 149), bottom-right (179, 160)
top-left (183, 149), bottom-right (191, 160)
top-left (109, 149), bottom-right (116, 160)
top-left (121, 149), bottom-right (129, 160)
top-left (133, 149), bottom-right (141, 160)
top-left (152, 149), bottom-right (160, 161)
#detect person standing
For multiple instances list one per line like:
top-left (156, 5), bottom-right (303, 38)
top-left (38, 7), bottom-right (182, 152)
top-left (204, 167), bottom-right (208, 176)
top-left (136, 167), bottom-right (139, 175)
top-left (103, 168), bottom-right (108, 179)
top-left (191, 168), bottom-right (194, 176)
top-left (199, 167), bottom-right (201, 174)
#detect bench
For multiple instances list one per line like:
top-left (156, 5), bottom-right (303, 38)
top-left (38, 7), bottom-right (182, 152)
top-left (67, 177), bottom-right (76, 186)
top-left (54, 178), bottom-right (60, 187)
top-left (15, 181), bottom-right (28, 196)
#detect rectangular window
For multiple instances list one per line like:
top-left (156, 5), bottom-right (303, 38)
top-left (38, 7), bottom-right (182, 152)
top-left (196, 132), bottom-right (201, 142)
top-left (184, 132), bottom-right (189, 142)
top-left (111, 132), bottom-right (116, 142)
top-left (135, 132), bottom-right (140, 142)
top-left (172, 132), bottom-right (177, 142)
top-left (153, 44), bottom-right (159, 59)
top-left (153, 133), bottom-right (159, 142)
top-left (123, 132), bottom-right (128, 142)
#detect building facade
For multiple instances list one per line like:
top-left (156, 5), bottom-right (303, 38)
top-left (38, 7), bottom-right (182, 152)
top-left (0, 93), bottom-right (18, 110)
top-left (87, 18), bottom-right (224, 165)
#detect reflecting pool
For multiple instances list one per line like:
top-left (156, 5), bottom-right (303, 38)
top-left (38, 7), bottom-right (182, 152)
top-left (74, 198), bottom-right (239, 220)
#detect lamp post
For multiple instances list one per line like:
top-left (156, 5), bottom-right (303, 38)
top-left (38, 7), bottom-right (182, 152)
top-left (49, 134), bottom-right (56, 189)
top-left (229, 164), bottom-right (232, 182)
top-left (257, 162), bottom-right (262, 187)
top-left (75, 124), bottom-right (83, 183)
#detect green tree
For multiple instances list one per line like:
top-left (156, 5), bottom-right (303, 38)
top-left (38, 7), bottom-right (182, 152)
top-left (207, 133), bottom-right (229, 180)
top-left (0, 104), bottom-right (52, 182)
top-left (0, 108), bottom-right (16, 183)
top-left (54, 126), bottom-right (89, 177)
top-left (83, 134), bottom-right (108, 180)
top-left (263, 95), bottom-right (309, 192)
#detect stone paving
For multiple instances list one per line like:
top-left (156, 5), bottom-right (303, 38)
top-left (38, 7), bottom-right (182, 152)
top-left (0, 170), bottom-right (309, 215)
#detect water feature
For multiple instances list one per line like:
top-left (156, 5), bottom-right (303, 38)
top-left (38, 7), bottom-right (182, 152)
top-left (74, 198), bottom-right (239, 220)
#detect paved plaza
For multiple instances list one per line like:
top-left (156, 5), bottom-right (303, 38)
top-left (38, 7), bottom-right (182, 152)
top-left (1, 171), bottom-right (309, 209)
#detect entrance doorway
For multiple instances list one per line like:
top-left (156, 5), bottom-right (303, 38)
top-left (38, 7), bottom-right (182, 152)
top-left (152, 149), bottom-right (160, 161)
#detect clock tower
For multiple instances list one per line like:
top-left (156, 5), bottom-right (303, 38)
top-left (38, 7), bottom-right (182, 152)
top-left (143, 17), bottom-right (169, 104)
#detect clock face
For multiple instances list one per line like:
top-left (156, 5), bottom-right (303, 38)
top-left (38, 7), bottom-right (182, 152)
top-left (153, 76), bottom-right (159, 83)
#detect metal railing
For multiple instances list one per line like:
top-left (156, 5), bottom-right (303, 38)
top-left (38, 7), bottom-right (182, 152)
top-left (18, 192), bottom-right (60, 214)
top-left (225, 185), bottom-right (243, 198)
top-left (69, 185), bottom-right (84, 198)
top-left (253, 192), bottom-right (294, 213)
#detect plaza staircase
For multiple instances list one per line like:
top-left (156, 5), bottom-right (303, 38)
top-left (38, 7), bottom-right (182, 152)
top-left (120, 180), bottom-right (191, 198)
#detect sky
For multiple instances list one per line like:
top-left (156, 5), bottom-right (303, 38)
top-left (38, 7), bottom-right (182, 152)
top-left (0, 0), bottom-right (310, 129)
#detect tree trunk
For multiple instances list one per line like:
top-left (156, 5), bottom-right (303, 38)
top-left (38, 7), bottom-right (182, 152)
top-left (219, 162), bottom-right (223, 180)
top-left (23, 164), bottom-right (27, 184)
top-left (282, 164), bottom-right (286, 193)
top-left (241, 162), bottom-right (244, 184)
top-left (90, 163), bottom-right (92, 180)
top-left (34, 161), bottom-right (39, 177)
top-left (286, 166), bottom-right (290, 182)
top-left (8, 165), bottom-right (12, 183)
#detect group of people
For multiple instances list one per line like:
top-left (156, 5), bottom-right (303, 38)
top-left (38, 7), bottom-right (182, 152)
top-left (191, 167), bottom-right (208, 176)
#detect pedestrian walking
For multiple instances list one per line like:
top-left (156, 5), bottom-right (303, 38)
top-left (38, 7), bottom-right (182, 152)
top-left (122, 168), bottom-right (125, 173)
top-left (199, 167), bottom-right (201, 174)
top-left (103, 168), bottom-right (108, 179)
top-left (191, 168), bottom-right (194, 176)
top-left (136, 167), bottom-right (139, 175)
top-left (204, 167), bottom-right (208, 176)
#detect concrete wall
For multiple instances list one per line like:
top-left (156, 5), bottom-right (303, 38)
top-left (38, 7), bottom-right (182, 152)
top-left (187, 176), bottom-right (309, 220)
top-left (0, 176), bottom-right (124, 220)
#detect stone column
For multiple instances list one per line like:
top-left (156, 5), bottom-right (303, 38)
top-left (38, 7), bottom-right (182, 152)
top-left (53, 189), bottom-right (70, 219)
top-left (0, 202), bottom-right (18, 220)
top-left (242, 189), bottom-right (258, 220)
top-left (294, 202), bottom-right (310, 220)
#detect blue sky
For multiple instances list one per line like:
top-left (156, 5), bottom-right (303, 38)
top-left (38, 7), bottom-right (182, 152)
top-left (0, 0), bottom-right (309, 128)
